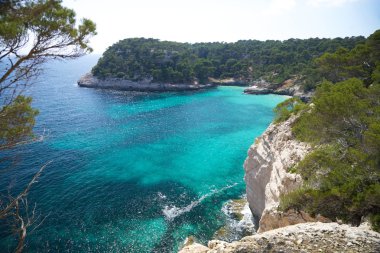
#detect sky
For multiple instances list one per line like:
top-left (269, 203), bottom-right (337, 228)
top-left (63, 0), bottom-right (380, 53)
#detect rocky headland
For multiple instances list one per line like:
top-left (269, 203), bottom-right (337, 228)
top-left (77, 73), bottom-right (215, 92)
top-left (77, 73), bottom-right (313, 100)
top-left (179, 115), bottom-right (380, 252)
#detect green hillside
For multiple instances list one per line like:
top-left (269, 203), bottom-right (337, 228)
top-left (92, 36), bottom-right (365, 90)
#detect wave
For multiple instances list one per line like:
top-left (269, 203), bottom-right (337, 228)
top-left (220, 197), bottom-right (256, 241)
top-left (162, 183), bottom-right (238, 221)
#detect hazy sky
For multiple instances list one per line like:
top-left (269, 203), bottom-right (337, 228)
top-left (63, 0), bottom-right (380, 53)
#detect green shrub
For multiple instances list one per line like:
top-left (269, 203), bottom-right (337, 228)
top-left (280, 77), bottom-right (380, 231)
top-left (279, 188), bottom-right (314, 212)
top-left (273, 97), bottom-right (307, 123)
top-left (370, 214), bottom-right (380, 232)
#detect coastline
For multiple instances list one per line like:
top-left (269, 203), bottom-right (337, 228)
top-left (77, 73), bottom-right (313, 105)
top-left (77, 73), bottom-right (215, 92)
top-left (179, 114), bottom-right (380, 252)
top-left (243, 79), bottom-right (313, 102)
top-left (77, 73), bottom-right (312, 101)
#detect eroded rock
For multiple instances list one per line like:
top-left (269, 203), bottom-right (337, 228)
top-left (179, 222), bottom-right (380, 253)
top-left (243, 115), bottom-right (311, 225)
top-left (77, 73), bottom-right (215, 91)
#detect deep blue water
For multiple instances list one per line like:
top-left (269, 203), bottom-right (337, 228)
top-left (0, 55), bottom-right (286, 252)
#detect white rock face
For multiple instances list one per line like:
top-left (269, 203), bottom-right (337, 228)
top-left (179, 222), bottom-right (380, 253)
top-left (243, 115), bottom-right (311, 220)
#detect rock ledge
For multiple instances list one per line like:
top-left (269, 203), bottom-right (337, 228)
top-left (180, 222), bottom-right (380, 253)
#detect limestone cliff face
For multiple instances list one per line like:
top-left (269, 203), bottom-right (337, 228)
top-left (243, 115), bottom-right (312, 232)
top-left (178, 115), bottom-right (380, 253)
top-left (77, 73), bottom-right (215, 91)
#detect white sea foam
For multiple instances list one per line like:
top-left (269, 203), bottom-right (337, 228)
top-left (162, 183), bottom-right (238, 221)
top-left (157, 192), bottom-right (167, 200)
top-left (219, 196), bottom-right (256, 241)
top-left (231, 203), bottom-right (255, 234)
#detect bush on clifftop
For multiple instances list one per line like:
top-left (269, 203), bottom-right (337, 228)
top-left (279, 30), bottom-right (380, 231)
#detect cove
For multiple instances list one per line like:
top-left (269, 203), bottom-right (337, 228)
top-left (0, 55), bottom-right (287, 252)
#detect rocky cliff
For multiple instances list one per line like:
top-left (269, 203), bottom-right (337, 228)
top-left (179, 115), bottom-right (380, 252)
top-left (243, 115), bottom-right (314, 232)
top-left (77, 73), bottom-right (215, 91)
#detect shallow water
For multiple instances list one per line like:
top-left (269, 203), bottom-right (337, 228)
top-left (0, 55), bottom-right (287, 252)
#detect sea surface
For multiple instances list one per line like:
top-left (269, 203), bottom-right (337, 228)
top-left (0, 55), bottom-right (286, 252)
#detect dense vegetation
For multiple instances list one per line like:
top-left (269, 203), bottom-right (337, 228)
top-left (277, 30), bottom-right (380, 231)
top-left (92, 36), bottom-right (365, 90)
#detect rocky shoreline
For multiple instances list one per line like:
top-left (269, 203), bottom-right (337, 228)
top-left (77, 74), bottom-right (314, 101)
top-left (77, 73), bottom-right (215, 92)
top-left (180, 222), bottom-right (380, 253)
top-left (243, 78), bottom-right (313, 102)
top-left (179, 115), bottom-right (380, 252)
top-left (208, 77), bottom-right (250, 87)
top-left (213, 197), bottom-right (256, 242)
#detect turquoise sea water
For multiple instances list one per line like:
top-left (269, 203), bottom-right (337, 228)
top-left (0, 55), bottom-right (287, 252)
